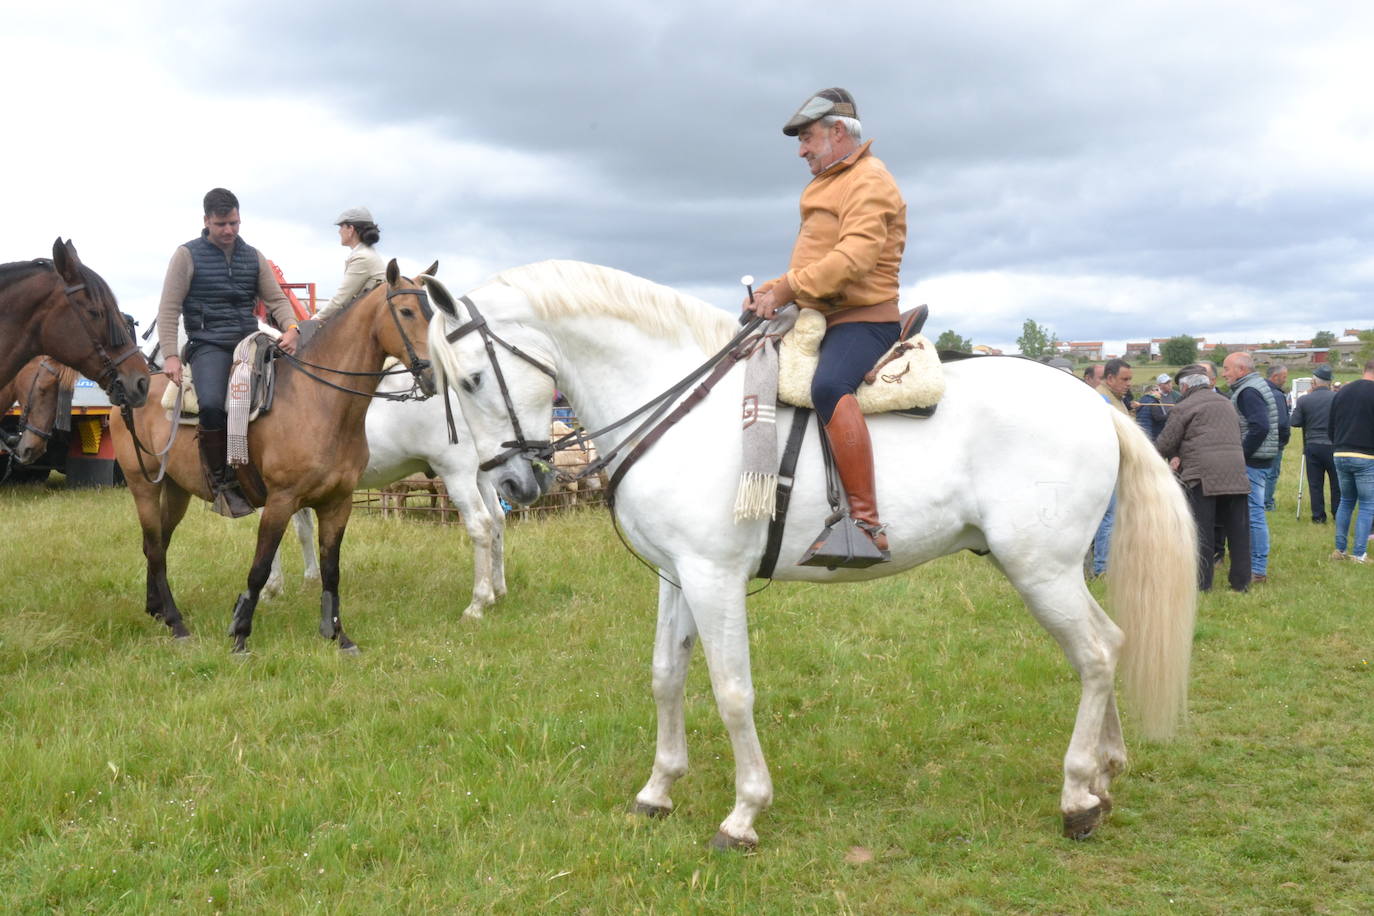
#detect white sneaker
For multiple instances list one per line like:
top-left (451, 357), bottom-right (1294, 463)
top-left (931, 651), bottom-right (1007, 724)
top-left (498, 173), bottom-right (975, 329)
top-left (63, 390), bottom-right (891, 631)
top-left (1351, 554), bottom-right (1370, 565)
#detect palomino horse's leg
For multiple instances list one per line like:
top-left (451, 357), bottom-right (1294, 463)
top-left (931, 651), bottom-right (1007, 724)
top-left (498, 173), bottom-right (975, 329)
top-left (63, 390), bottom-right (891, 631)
top-left (678, 568), bottom-right (772, 850)
top-left (440, 467), bottom-right (498, 619)
top-left (228, 494), bottom-right (297, 653)
top-left (313, 497), bottom-right (359, 653)
top-left (130, 472), bottom-right (192, 639)
top-left (479, 480), bottom-right (508, 600)
top-left (1005, 568), bottom-right (1125, 839)
top-left (631, 578), bottom-right (699, 819)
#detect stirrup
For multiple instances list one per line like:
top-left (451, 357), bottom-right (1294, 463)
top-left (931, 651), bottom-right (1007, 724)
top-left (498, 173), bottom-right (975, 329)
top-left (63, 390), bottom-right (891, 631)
top-left (797, 514), bottom-right (890, 570)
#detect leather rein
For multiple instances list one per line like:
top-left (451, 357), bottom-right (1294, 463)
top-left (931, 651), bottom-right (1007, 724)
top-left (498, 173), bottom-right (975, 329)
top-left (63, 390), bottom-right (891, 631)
top-left (441, 293), bottom-right (767, 495)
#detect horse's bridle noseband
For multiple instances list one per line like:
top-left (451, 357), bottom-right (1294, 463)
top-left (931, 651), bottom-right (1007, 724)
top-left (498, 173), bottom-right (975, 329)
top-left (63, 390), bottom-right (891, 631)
top-left (16, 358), bottom-right (70, 445)
top-left (442, 294), bottom-right (557, 472)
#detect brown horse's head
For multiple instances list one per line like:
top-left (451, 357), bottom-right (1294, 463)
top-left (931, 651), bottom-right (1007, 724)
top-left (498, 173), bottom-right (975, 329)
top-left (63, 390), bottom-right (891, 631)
top-left (6, 358), bottom-right (76, 465)
top-left (49, 239), bottom-right (150, 408)
top-left (377, 259), bottom-right (437, 397)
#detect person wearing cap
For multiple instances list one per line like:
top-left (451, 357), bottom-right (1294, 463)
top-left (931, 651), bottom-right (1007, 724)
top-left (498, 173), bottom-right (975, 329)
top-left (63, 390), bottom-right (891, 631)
top-left (745, 87), bottom-right (906, 561)
top-left (1289, 364), bottom-right (1341, 523)
top-left (157, 187), bottom-right (301, 518)
top-left (316, 207), bottom-right (386, 321)
top-left (1136, 372), bottom-right (1179, 441)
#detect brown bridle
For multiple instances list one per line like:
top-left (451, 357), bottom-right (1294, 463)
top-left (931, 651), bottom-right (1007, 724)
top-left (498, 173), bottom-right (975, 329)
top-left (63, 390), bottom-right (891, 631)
top-left (58, 279), bottom-right (143, 406)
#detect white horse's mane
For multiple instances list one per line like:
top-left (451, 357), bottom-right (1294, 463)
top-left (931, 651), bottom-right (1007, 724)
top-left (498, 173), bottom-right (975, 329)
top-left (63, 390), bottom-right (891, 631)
top-left (491, 260), bottom-right (736, 355)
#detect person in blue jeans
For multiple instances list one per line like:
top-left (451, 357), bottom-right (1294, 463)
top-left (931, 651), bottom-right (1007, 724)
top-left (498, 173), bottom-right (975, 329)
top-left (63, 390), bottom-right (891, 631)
top-left (1222, 352), bottom-right (1281, 583)
top-left (1328, 358), bottom-right (1374, 562)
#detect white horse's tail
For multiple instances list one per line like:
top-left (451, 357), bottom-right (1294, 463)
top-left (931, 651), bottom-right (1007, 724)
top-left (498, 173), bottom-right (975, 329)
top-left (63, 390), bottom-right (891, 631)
top-left (1106, 409), bottom-right (1198, 740)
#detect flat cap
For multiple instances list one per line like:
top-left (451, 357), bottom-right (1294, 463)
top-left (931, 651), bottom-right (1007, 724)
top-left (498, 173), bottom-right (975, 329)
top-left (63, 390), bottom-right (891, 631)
top-left (1313, 364), bottom-right (1334, 380)
top-left (783, 87), bottom-right (858, 136)
top-left (335, 206), bottom-right (374, 225)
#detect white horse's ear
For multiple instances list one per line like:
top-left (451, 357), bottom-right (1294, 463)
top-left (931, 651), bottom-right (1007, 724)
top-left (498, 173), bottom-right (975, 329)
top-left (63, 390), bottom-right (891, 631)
top-left (386, 258), bottom-right (401, 286)
top-left (421, 260), bottom-right (438, 277)
top-left (419, 274), bottom-right (459, 317)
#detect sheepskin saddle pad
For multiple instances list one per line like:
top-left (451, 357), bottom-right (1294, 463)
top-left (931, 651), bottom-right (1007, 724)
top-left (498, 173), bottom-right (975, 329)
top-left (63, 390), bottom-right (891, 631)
top-left (777, 307), bottom-right (945, 413)
top-left (162, 334), bottom-right (278, 425)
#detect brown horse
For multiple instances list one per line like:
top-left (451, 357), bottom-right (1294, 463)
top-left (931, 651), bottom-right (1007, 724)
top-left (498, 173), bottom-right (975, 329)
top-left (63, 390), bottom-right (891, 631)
top-left (1, 239), bottom-right (149, 406)
top-left (0, 356), bottom-right (78, 465)
top-left (110, 260), bottom-right (436, 652)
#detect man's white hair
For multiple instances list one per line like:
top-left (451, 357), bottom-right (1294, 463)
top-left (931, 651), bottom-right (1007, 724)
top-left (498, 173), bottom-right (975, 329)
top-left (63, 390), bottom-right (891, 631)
top-left (820, 115), bottom-right (863, 141)
top-left (1180, 373), bottom-right (1210, 390)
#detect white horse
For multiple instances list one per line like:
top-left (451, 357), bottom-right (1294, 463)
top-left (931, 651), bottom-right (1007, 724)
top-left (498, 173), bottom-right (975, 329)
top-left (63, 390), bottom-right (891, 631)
top-left (280, 367), bottom-right (507, 619)
top-left (421, 260), bottom-right (1197, 848)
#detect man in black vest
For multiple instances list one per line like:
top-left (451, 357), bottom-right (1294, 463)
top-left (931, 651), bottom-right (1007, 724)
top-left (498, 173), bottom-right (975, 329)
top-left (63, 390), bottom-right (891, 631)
top-left (157, 188), bottom-right (301, 517)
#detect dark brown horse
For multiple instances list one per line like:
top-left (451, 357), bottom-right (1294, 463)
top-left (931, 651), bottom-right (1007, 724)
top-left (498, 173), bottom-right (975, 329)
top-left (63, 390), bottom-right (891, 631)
top-left (0, 356), bottom-right (78, 465)
top-left (1, 239), bottom-right (149, 406)
top-left (110, 260), bottom-right (436, 652)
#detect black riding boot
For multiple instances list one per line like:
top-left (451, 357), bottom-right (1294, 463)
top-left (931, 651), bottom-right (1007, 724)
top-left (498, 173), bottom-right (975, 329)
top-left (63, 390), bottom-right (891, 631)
top-left (198, 425), bottom-right (254, 518)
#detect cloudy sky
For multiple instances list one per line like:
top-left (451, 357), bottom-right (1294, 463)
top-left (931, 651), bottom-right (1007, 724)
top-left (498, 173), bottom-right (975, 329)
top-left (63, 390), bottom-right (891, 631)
top-left (5, 0), bottom-right (1373, 355)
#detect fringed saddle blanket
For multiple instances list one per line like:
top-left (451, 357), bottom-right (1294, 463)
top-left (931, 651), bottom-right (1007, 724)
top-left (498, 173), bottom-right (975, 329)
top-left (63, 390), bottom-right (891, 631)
top-left (162, 333), bottom-right (279, 466)
top-left (777, 308), bottom-right (944, 412)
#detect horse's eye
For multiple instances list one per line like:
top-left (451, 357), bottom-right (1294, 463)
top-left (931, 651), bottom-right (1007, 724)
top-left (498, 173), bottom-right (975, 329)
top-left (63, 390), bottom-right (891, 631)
top-left (399, 307), bottom-right (414, 318)
top-left (460, 373), bottom-right (481, 393)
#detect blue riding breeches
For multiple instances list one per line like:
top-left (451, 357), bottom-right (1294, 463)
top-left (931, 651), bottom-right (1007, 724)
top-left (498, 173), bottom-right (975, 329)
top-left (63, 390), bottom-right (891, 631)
top-left (185, 339), bottom-right (236, 430)
top-left (810, 320), bottom-right (900, 424)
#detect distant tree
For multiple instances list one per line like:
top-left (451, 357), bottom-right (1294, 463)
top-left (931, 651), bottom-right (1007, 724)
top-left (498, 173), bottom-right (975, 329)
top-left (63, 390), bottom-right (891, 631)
top-left (1208, 343), bottom-right (1230, 365)
top-left (1016, 319), bottom-right (1055, 359)
top-left (1311, 330), bottom-right (1336, 348)
top-left (1357, 329), bottom-right (1374, 366)
top-left (934, 329), bottom-right (973, 352)
top-left (1160, 335), bottom-right (1199, 366)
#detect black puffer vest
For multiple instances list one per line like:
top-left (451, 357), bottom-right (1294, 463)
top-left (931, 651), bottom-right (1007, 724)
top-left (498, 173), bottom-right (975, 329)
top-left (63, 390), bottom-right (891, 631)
top-left (182, 234), bottom-right (261, 345)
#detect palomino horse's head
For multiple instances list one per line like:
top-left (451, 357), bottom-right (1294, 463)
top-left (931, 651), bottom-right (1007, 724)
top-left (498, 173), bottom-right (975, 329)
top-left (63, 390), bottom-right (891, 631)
top-left (49, 239), bottom-right (150, 408)
top-left (5, 357), bottom-right (76, 465)
top-left (422, 275), bottom-right (557, 507)
top-left (375, 259), bottom-right (438, 398)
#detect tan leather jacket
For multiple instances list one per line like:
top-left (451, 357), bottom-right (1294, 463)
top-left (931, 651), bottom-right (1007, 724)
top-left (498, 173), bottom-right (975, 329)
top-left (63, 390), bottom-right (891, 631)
top-left (770, 140), bottom-right (906, 325)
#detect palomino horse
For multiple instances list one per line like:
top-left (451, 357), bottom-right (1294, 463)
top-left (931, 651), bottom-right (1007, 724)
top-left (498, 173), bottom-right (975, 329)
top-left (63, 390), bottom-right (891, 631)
top-left (422, 261), bottom-right (1197, 847)
top-left (110, 261), bottom-right (435, 652)
top-left (0, 357), bottom-right (78, 465)
top-left (1, 240), bottom-right (149, 406)
top-left (287, 366), bottom-right (508, 619)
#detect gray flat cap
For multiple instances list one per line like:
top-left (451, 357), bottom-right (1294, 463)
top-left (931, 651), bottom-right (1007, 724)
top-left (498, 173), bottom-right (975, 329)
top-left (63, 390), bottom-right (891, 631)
top-left (783, 87), bottom-right (858, 136)
top-left (335, 206), bottom-right (374, 224)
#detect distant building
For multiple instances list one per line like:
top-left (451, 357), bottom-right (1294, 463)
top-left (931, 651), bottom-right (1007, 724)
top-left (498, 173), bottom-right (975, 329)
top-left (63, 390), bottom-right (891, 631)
top-left (1056, 341), bottom-right (1104, 361)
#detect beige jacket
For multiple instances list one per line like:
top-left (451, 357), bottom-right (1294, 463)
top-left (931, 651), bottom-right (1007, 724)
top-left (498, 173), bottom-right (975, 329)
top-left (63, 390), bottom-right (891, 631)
top-left (156, 245), bottom-right (298, 359)
top-left (317, 244), bottom-right (386, 319)
top-left (1096, 383), bottom-right (1130, 415)
top-left (770, 140), bottom-right (907, 325)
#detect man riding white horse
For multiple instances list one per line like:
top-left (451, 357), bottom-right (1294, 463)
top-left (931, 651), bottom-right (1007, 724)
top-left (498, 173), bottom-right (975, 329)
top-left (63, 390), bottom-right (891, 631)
top-left (744, 87), bottom-right (907, 562)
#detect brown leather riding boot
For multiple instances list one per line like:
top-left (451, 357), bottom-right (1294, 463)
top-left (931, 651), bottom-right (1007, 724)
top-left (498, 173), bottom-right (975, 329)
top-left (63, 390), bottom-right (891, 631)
top-left (825, 394), bottom-right (890, 555)
top-left (197, 425), bottom-right (255, 518)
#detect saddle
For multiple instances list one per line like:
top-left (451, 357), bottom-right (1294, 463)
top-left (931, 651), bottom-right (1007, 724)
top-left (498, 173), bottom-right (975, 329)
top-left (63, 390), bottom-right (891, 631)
top-left (777, 305), bottom-right (944, 418)
top-left (162, 332), bottom-right (280, 426)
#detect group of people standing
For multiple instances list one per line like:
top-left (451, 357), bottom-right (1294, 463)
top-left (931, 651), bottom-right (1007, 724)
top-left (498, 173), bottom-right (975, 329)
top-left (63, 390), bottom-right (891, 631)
top-left (1089, 351), bottom-right (1374, 591)
top-left (156, 188), bottom-right (386, 517)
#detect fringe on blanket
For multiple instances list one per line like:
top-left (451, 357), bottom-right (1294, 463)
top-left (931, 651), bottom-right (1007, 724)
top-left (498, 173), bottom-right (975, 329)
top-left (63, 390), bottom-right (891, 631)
top-left (733, 471), bottom-right (779, 521)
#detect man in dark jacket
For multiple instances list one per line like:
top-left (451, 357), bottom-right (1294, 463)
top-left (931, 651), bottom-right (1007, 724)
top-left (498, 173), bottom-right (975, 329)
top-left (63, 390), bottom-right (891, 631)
top-left (1289, 365), bottom-right (1341, 523)
top-left (1262, 365), bottom-right (1292, 511)
top-left (1222, 351), bottom-right (1283, 582)
top-left (1156, 366), bottom-right (1252, 591)
top-left (157, 188), bottom-right (301, 517)
top-left (1328, 357), bottom-right (1374, 562)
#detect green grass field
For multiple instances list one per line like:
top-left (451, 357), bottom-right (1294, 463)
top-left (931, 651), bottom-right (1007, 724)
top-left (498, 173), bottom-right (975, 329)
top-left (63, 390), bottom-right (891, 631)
top-left (1, 450), bottom-right (1371, 914)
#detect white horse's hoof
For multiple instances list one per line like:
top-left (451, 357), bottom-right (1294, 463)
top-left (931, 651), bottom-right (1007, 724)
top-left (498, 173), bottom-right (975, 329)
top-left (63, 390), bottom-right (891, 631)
top-left (629, 800), bottom-right (672, 819)
top-left (461, 607), bottom-right (485, 621)
top-left (708, 830), bottom-right (757, 852)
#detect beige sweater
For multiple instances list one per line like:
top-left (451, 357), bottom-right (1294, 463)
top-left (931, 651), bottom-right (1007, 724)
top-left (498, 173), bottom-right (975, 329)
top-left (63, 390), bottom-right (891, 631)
top-left (768, 140), bottom-right (907, 325)
top-left (157, 244), bottom-right (298, 358)
top-left (317, 244), bottom-right (386, 319)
